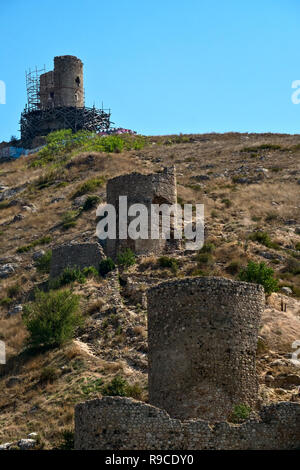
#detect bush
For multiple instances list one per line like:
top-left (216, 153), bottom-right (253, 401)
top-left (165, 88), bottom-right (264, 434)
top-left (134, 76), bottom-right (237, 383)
top-left (101, 376), bottom-right (128, 396)
top-left (101, 376), bottom-right (143, 399)
top-left (40, 366), bottom-right (58, 383)
top-left (158, 256), bottom-right (179, 273)
top-left (7, 283), bottom-right (21, 298)
top-left (73, 177), bottom-right (104, 198)
top-left (284, 258), bottom-right (300, 275)
top-left (0, 297), bottom-right (13, 307)
top-left (23, 289), bottom-right (83, 348)
top-left (99, 257), bottom-right (115, 276)
top-left (49, 267), bottom-right (86, 289)
top-left (82, 195), bottom-right (100, 211)
top-left (238, 261), bottom-right (278, 294)
top-left (30, 130), bottom-right (147, 167)
top-left (199, 242), bottom-right (215, 254)
top-left (35, 250), bottom-right (52, 273)
top-left (117, 248), bottom-right (136, 268)
top-left (226, 260), bottom-right (242, 275)
top-left (196, 252), bottom-right (214, 266)
top-left (221, 198), bottom-right (232, 208)
top-left (248, 231), bottom-right (279, 250)
top-left (58, 430), bottom-right (74, 450)
top-left (17, 235), bottom-right (52, 253)
top-left (61, 210), bottom-right (79, 230)
top-left (82, 266), bottom-right (99, 278)
top-left (230, 404), bottom-right (251, 423)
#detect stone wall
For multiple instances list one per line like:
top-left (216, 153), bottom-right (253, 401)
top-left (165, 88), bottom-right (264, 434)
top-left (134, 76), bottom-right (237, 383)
top-left (105, 167), bottom-right (178, 259)
top-left (74, 397), bottom-right (300, 450)
top-left (50, 242), bottom-right (103, 278)
top-left (147, 277), bottom-right (265, 421)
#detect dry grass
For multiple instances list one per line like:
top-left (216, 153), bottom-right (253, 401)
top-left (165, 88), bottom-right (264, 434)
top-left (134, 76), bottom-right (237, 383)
top-left (0, 132), bottom-right (300, 447)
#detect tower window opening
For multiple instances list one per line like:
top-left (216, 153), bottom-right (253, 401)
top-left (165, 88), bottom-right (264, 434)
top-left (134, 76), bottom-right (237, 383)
top-left (75, 76), bottom-right (80, 86)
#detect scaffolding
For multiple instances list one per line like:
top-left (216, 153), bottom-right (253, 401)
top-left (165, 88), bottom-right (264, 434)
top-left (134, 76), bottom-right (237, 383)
top-left (25, 66), bottom-right (45, 111)
top-left (20, 105), bottom-right (112, 146)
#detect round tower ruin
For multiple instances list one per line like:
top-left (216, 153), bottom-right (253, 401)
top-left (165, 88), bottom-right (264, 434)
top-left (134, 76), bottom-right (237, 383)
top-left (147, 277), bottom-right (265, 421)
top-left (21, 55), bottom-right (111, 146)
top-left (53, 55), bottom-right (84, 107)
top-left (105, 167), bottom-right (178, 259)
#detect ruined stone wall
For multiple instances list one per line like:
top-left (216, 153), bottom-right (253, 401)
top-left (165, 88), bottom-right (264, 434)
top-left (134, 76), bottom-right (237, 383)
top-left (147, 277), bottom-right (265, 421)
top-left (105, 167), bottom-right (178, 259)
top-left (50, 242), bottom-right (103, 278)
top-left (74, 397), bottom-right (300, 450)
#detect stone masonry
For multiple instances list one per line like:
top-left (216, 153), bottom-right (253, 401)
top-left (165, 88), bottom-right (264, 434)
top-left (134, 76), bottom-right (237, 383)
top-left (105, 166), bottom-right (178, 259)
top-left (50, 242), bottom-right (103, 278)
top-left (147, 277), bottom-right (265, 421)
top-left (40, 55), bottom-right (84, 109)
top-left (74, 397), bottom-right (300, 450)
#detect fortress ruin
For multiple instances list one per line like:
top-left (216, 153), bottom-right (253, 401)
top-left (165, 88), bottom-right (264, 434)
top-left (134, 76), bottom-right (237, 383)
top-left (20, 55), bottom-right (111, 146)
top-left (147, 277), bottom-right (264, 421)
top-left (105, 166), bottom-right (178, 259)
top-left (74, 276), bottom-right (300, 449)
top-left (50, 242), bottom-right (103, 278)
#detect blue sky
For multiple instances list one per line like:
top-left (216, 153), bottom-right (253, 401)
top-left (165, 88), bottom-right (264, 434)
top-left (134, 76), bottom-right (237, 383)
top-left (0, 0), bottom-right (300, 141)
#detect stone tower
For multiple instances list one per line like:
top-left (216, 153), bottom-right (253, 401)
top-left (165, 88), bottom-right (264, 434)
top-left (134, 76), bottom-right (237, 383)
top-left (147, 277), bottom-right (265, 421)
top-left (39, 55), bottom-right (84, 109)
top-left (105, 167), bottom-right (178, 259)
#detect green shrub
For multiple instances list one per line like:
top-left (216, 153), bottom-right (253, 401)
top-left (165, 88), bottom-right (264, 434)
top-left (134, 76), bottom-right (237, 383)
top-left (99, 257), bottom-right (115, 276)
top-left (221, 198), bottom-right (232, 208)
top-left (35, 250), bottom-right (52, 273)
top-left (34, 169), bottom-right (62, 190)
top-left (73, 178), bottom-right (104, 198)
top-left (61, 210), bottom-right (79, 230)
top-left (81, 378), bottom-right (104, 396)
top-left (295, 242), bottom-right (300, 251)
top-left (82, 266), bottom-right (99, 278)
top-left (31, 130), bottom-right (147, 167)
top-left (40, 366), bottom-right (58, 383)
top-left (82, 195), bottom-right (100, 211)
top-left (58, 430), bottom-right (74, 450)
top-left (284, 258), bottom-right (300, 275)
top-left (241, 144), bottom-right (281, 153)
top-left (0, 297), bottom-right (13, 307)
top-left (199, 242), bottom-right (215, 254)
top-left (226, 260), bottom-right (242, 275)
top-left (117, 248), bottom-right (136, 268)
top-left (7, 283), bottom-right (21, 298)
top-left (158, 256), bottom-right (179, 273)
top-left (238, 261), bottom-right (278, 294)
top-left (17, 235), bottom-right (52, 253)
top-left (23, 289), bottom-right (83, 348)
top-left (230, 404), bottom-right (251, 423)
top-left (101, 376), bottom-right (128, 396)
top-left (196, 252), bottom-right (214, 266)
top-left (49, 267), bottom-right (86, 289)
top-left (248, 231), bottom-right (279, 249)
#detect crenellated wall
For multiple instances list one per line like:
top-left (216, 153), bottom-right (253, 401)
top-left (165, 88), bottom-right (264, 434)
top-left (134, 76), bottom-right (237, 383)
top-left (74, 397), bottom-right (300, 450)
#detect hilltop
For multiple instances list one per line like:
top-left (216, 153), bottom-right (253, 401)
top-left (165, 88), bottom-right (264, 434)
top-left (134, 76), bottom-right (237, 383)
top-left (0, 131), bottom-right (300, 448)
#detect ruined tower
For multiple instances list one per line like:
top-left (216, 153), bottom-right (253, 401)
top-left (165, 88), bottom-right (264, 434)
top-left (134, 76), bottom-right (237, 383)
top-left (147, 277), bottom-right (265, 421)
top-left (39, 56), bottom-right (84, 109)
top-left (21, 55), bottom-right (111, 146)
top-left (105, 167), bottom-right (178, 259)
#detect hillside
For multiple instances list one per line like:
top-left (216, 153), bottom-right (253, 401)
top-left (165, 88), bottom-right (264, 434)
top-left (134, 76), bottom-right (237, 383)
top-left (0, 131), bottom-right (300, 449)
